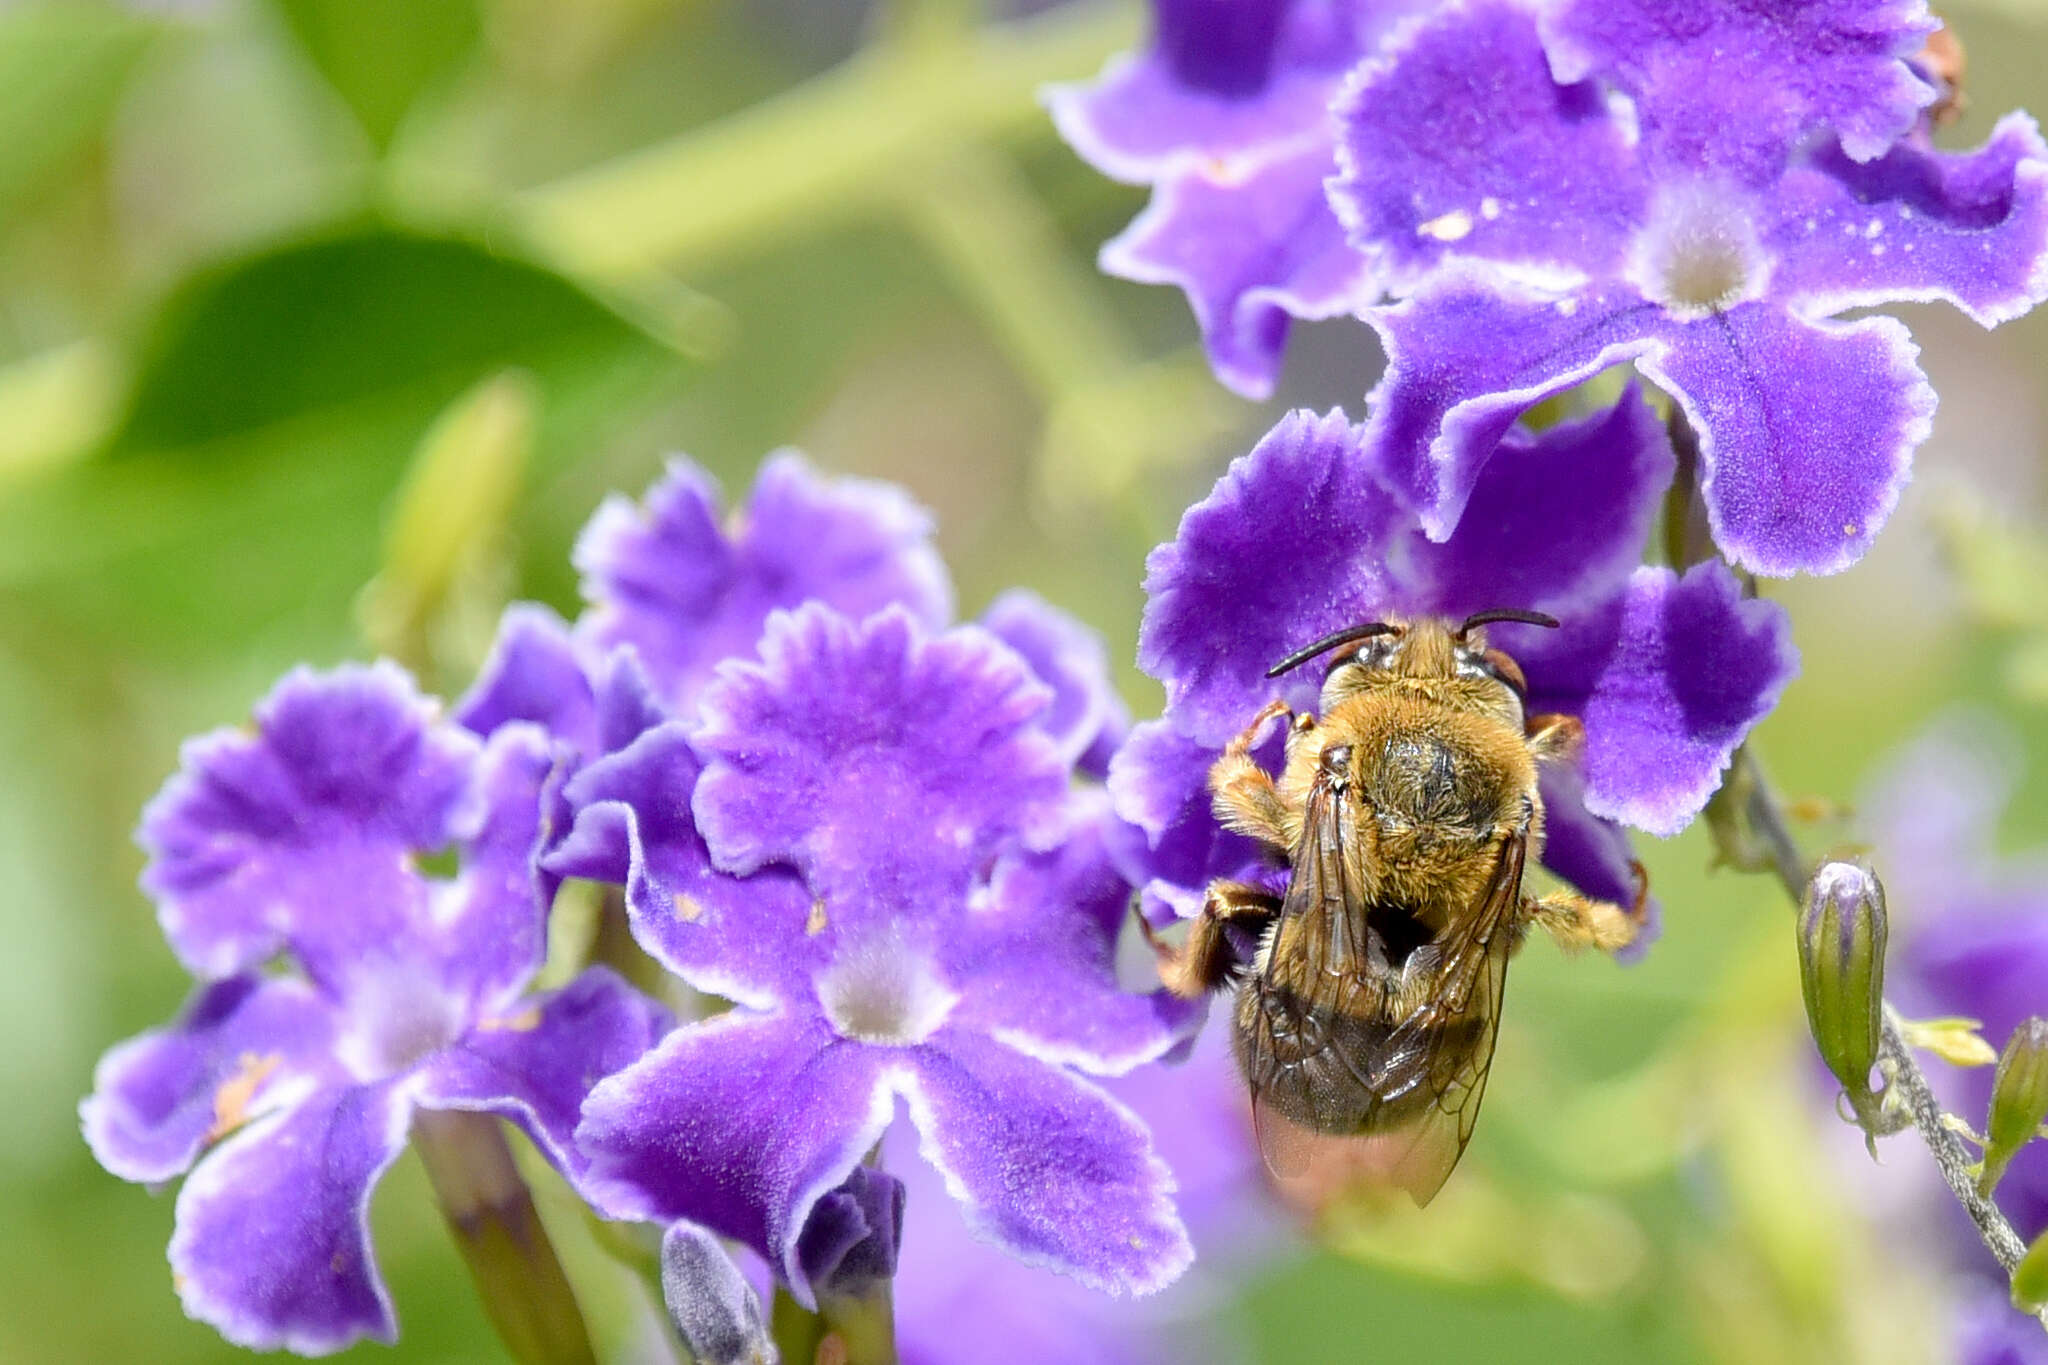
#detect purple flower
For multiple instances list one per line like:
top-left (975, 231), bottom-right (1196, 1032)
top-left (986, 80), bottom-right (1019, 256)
top-left (551, 606), bottom-right (1202, 1302)
top-left (1956, 1284), bottom-right (2048, 1365)
top-left (79, 665), bottom-right (670, 1355)
top-left (892, 1022), bottom-right (1278, 1365)
top-left (574, 451), bottom-right (953, 713)
top-left (1329, 0), bottom-right (2048, 577)
top-left (1871, 718), bottom-right (2048, 1250)
top-left (1118, 391), bottom-right (1798, 940)
top-left (1045, 0), bottom-right (1431, 397)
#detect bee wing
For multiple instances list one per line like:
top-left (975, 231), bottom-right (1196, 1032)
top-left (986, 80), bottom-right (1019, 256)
top-left (1377, 824), bottom-right (1526, 1206)
top-left (1241, 769), bottom-right (1385, 1179)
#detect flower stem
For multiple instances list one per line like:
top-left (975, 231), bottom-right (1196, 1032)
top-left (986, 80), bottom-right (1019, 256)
top-left (412, 1109), bottom-right (600, 1365)
top-left (1717, 745), bottom-right (2048, 1328)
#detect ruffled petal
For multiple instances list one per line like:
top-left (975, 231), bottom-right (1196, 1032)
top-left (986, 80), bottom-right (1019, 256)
top-left (168, 1079), bottom-right (415, 1355)
top-left (1646, 305), bottom-right (1935, 576)
top-left (81, 975), bottom-right (344, 1184)
top-left (454, 604), bottom-right (596, 750)
top-left (1772, 114), bottom-right (2048, 329)
top-left (1540, 0), bottom-right (1934, 179)
top-left (981, 590), bottom-right (1130, 780)
top-left (427, 724), bottom-right (555, 1014)
top-left (1498, 563), bottom-right (1798, 837)
top-left (1137, 409), bottom-right (1401, 747)
top-left (948, 793), bottom-right (1202, 1073)
top-left (1389, 383), bottom-right (1674, 618)
top-left (575, 1009), bottom-right (893, 1305)
top-left (547, 722), bottom-right (820, 1009)
top-left (1361, 280), bottom-right (1662, 542)
top-left (1043, 0), bottom-right (1382, 180)
top-left (417, 968), bottom-right (671, 1189)
top-left (1331, 0), bottom-right (1646, 285)
top-left (903, 1030), bottom-right (1191, 1296)
top-left (139, 663), bottom-right (476, 986)
top-left (1102, 144), bottom-right (1378, 399)
top-left (1104, 719), bottom-right (1267, 921)
top-left (692, 605), bottom-right (1068, 912)
top-left (575, 453), bottom-right (952, 710)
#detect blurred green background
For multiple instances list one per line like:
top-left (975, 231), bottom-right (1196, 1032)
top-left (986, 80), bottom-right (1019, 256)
top-left (6, 1), bottom-right (2048, 1361)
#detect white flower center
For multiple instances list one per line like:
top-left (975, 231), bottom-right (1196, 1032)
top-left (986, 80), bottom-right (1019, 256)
top-left (336, 966), bottom-right (465, 1079)
top-left (817, 934), bottom-right (956, 1047)
top-left (1629, 183), bottom-right (1770, 320)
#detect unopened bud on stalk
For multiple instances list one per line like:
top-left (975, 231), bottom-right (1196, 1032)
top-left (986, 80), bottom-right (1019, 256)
top-left (1979, 1016), bottom-right (2048, 1200)
top-left (2014, 1227), bottom-right (2048, 1315)
top-left (1797, 860), bottom-right (1888, 1125)
top-left (661, 1221), bottom-right (776, 1365)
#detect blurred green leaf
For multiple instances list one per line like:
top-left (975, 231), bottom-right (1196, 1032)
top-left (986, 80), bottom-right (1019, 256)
top-left (271, 0), bottom-right (479, 149)
top-left (0, 5), bottom-right (154, 227)
top-left (0, 227), bottom-right (680, 659)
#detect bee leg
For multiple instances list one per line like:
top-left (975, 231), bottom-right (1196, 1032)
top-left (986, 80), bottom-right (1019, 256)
top-left (1526, 713), bottom-right (1585, 762)
top-left (1144, 881), bottom-right (1281, 998)
top-left (1525, 884), bottom-right (1643, 956)
top-left (1210, 700), bottom-right (1300, 848)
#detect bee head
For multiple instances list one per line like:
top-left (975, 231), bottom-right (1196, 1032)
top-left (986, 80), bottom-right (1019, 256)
top-left (1266, 609), bottom-right (1558, 709)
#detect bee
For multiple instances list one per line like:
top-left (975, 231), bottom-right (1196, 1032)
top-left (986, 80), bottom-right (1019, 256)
top-left (1149, 610), bottom-right (1648, 1205)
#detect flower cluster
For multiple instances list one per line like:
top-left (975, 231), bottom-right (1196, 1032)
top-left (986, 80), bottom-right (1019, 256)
top-left (1115, 389), bottom-right (1797, 946)
top-left (83, 452), bottom-right (1203, 1353)
top-left (1054, 0), bottom-right (2048, 577)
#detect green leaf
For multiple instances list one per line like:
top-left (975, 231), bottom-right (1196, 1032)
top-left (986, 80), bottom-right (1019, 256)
top-left (270, 0), bottom-right (480, 149)
top-left (0, 5), bottom-right (155, 226)
top-left (0, 227), bottom-right (681, 661)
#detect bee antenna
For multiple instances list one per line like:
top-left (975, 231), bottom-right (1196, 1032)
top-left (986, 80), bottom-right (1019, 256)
top-left (1265, 622), bottom-right (1401, 678)
top-left (1455, 608), bottom-right (1560, 639)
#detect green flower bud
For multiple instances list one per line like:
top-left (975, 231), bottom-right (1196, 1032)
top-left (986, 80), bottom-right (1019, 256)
top-left (2014, 1227), bottom-right (2048, 1316)
top-left (1797, 860), bottom-right (1888, 1112)
top-left (1979, 1016), bottom-right (2048, 1200)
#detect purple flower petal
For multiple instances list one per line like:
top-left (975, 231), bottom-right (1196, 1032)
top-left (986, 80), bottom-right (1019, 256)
top-left (904, 1029), bottom-right (1191, 1296)
top-left (427, 724), bottom-right (556, 1016)
top-left (1499, 562), bottom-right (1798, 837)
top-left (1043, 0), bottom-right (1383, 180)
top-left (1103, 144), bottom-right (1379, 399)
top-left (1540, 0), bottom-right (1935, 179)
top-left (1330, 0), bottom-right (1645, 286)
top-left (1389, 381), bottom-right (1674, 617)
top-left (1104, 720), bottom-right (1268, 927)
top-left (575, 452), bottom-right (952, 711)
top-left (692, 606), bottom-right (1068, 911)
top-left (417, 968), bottom-right (670, 1188)
top-left (795, 1164), bottom-right (904, 1299)
top-left (140, 663), bottom-right (478, 986)
top-left (1139, 409), bottom-right (1400, 747)
top-left (1643, 305), bottom-right (1934, 576)
top-left (948, 793), bottom-right (1202, 1073)
top-left (547, 723), bottom-right (820, 1009)
top-left (455, 604), bottom-right (596, 750)
top-left (1360, 280), bottom-right (1658, 544)
top-left (981, 589), bottom-right (1130, 779)
top-left (1771, 115), bottom-right (2048, 329)
top-left (575, 1009), bottom-right (893, 1304)
top-left (168, 1079), bottom-right (415, 1355)
top-left (81, 975), bottom-right (343, 1184)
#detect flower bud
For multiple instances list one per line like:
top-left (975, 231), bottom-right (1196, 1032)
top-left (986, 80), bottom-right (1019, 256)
top-left (2014, 1227), bottom-right (2048, 1316)
top-left (797, 1166), bottom-right (904, 1303)
top-left (661, 1220), bottom-right (776, 1365)
top-left (1979, 1016), bottom-right (2048, 1200)
top-left (1797, 860), bottom-right (1888, 1109)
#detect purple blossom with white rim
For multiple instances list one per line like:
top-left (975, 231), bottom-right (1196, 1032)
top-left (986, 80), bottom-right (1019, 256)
top-left (574, 450), bottom-right (953, 712)
top-left (1869, 717), bottom-right (2048, 1252)
top-left (1122, 393), bottom-right (1798, 940)
top-left (1328, 0), bottom-right (2048, 577)
top-left (893, 1022), bottom-right (1278, 1365)
top-left (980, 588), bottom-right (1131, 779)
top-left (79, 664), bottom-right (670, 1355)
top-left (1044, 0), bottom-right (1432, 397)
top-left (557, 606), bottom-right (1201, 1302)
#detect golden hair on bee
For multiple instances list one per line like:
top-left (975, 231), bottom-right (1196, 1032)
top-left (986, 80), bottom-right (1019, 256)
top-left (1145, 610), bottom-right (1648, 1207)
